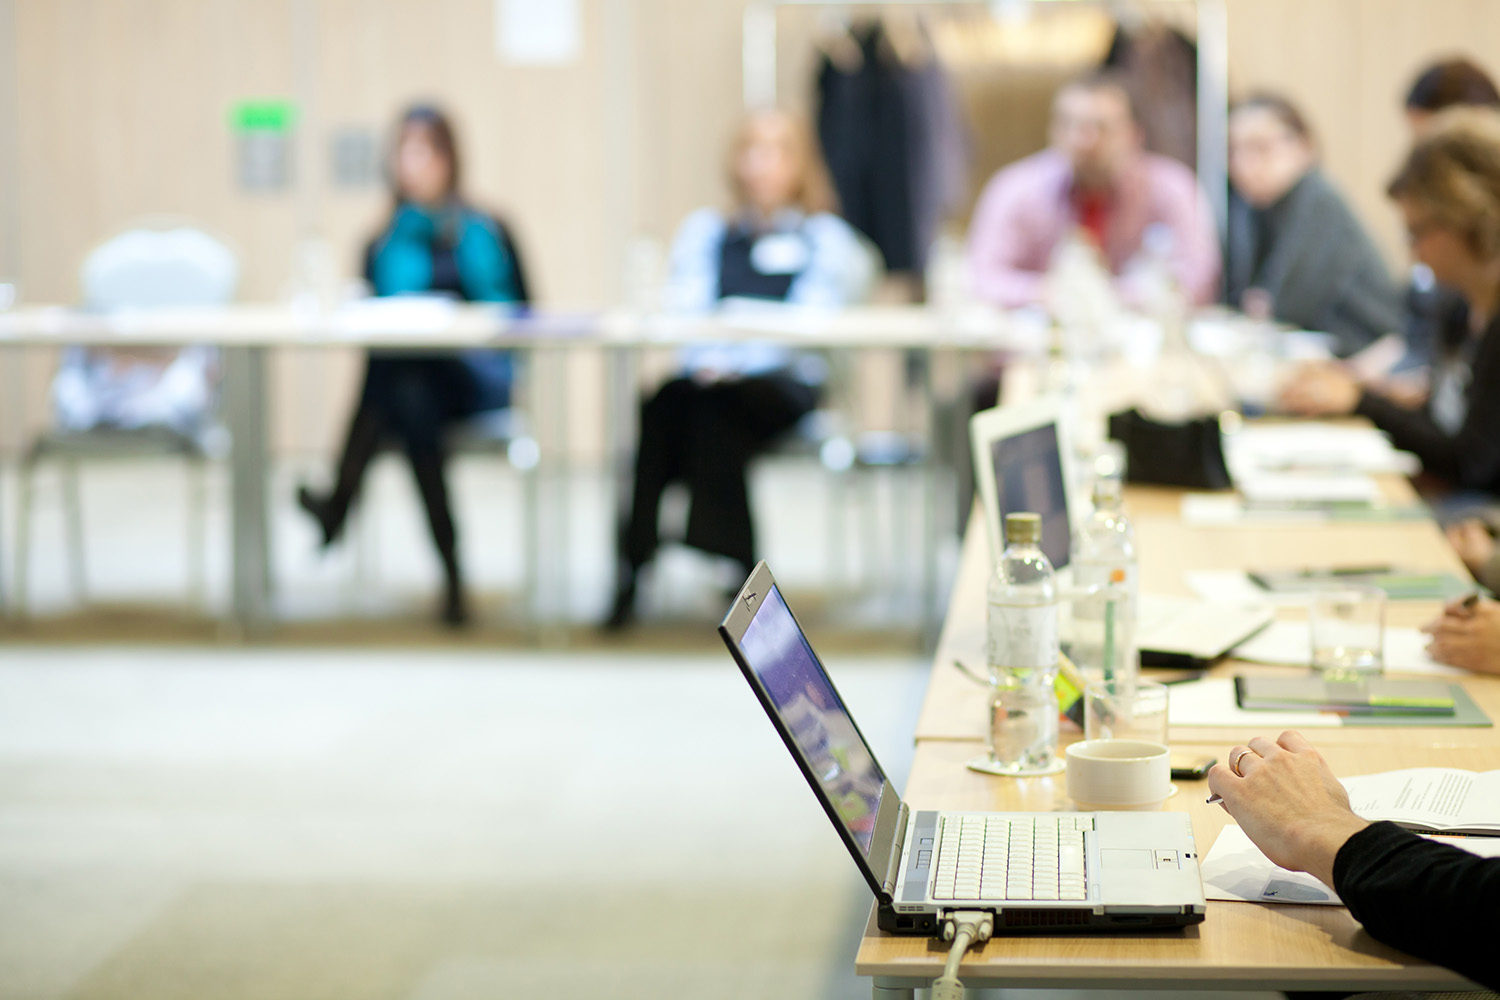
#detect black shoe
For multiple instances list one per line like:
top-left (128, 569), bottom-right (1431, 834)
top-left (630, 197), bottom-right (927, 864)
top-left (601, 572), bottom-right (638, 632)
top-left (296, 485), bottom-right (338, 548)
top-left (441, 584), bottom-right (470, 628)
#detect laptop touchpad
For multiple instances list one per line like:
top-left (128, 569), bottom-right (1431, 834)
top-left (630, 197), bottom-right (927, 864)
top-left (1100, 849), bottom-right (1155, 870)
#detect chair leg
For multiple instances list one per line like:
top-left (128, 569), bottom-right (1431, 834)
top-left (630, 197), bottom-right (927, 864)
top-left (187, 458), bottom-right (209, 613)
top-left (15, 454), bottom-right (35, 618)
top-left (522, 462), bottom-right (541, 630)
top-left (62, 460), bottom-right (86, 602)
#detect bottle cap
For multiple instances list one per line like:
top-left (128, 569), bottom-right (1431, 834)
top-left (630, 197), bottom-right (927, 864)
top-left (1004, 511), bottom-right (1042, 545)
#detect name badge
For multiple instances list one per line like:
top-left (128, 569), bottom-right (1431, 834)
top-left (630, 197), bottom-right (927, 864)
top-left (750, 233), bottom-right (810, 276)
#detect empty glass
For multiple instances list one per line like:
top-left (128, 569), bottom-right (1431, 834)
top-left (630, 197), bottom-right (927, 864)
top-left (1309, 586), bottom-right (1385, 676)
top-left (1084, 679), bottom-right (1169, 746)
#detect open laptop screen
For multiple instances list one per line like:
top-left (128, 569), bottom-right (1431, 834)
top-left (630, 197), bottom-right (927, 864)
top-left (738, 585), bottom-right (887, 856)
top-left (990, 423), bottom-right (1071, 570)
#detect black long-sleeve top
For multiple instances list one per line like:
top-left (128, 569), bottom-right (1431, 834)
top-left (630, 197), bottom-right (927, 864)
top-left (1333, 821), bottom-right (1500, 990)
top-left (1354, 308), bottom-right (1500, 493)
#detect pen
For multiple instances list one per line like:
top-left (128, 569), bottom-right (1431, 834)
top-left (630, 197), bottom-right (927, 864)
top-left (1206, 794), bottom-right (1223, 805)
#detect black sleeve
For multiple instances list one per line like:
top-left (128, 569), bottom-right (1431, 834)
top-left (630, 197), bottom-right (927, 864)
top-left (1353, 325), bottom-right (1500, 491)
top-left (1333, 821), bottom-right (1500, 991)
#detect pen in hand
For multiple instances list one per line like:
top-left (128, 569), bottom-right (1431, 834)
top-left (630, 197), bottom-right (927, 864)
top-left (1206, 793), bottom-right (1223, 805)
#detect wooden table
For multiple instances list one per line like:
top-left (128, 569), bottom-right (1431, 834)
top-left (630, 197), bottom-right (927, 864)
top-left (856, 471), bottom-right (1499, 997)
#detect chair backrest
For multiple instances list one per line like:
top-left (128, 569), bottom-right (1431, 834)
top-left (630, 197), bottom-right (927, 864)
top-left (80, 226), bottom-right (238, 310)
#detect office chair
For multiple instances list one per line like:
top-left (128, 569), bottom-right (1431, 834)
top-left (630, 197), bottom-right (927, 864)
top-left (13, 225), bottom-right (236, 616)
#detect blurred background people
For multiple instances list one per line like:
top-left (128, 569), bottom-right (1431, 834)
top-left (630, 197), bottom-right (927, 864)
top-left (965, 70), bottom-right (1220, 310)
top-left (604, 109), bottom-right (875, 630)
top-left (1280, 109), bottom-right (1500, 502)
top-left (1405, 56), bottom-right (1500, 136)
top-left (1400, 58), bottom-right (1500, 378)
top-left (1224, 93), bottom-right (1403, 357)
top-left (297, 105), bottom-right (528, 626)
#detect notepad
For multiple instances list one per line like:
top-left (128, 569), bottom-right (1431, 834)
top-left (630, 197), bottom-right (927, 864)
top-left (1233, 676), bottom-right (1456, 716)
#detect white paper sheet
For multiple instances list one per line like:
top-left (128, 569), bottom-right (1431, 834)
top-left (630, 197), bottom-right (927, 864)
top-left (1167, 678), bottom-right (1343, 729)
top-left (1202, 819), bottom-right (1500, 906)
top-left (1201, 824), bottom-right (1342, 904)
top-left (1185, 570), bottom-right (1307, 608)
top-left (1225, 422), bottom-right (1419, 476)
top-left (1234, 471), bottom-right (1382, 505)
top-left (1343, 768), bottom-right (1500, 833)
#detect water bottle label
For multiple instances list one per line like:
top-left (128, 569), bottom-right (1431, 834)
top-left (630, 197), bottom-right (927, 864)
top-left (987, 602), bottom-right (1059, 674)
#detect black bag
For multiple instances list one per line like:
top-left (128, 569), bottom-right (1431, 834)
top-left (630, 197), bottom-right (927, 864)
top-left (1107, 408), bottom-right (1232, 490)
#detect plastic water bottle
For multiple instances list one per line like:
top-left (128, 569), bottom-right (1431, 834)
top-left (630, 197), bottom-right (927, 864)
top-left (1071, 477), bottom-right (1138, 686)
top-left (985, 512), bottom-right (1061, 774)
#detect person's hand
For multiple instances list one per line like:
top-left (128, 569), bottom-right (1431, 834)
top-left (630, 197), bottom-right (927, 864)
top-left (1207, 730), bottom-right (1369, 888)
top-left (1277, 364), bottom-right (1362, 416)
top-left (1446, 519), bottom-right (1496, 576)
top-left (1423, 598), bottom-right (1500, 675)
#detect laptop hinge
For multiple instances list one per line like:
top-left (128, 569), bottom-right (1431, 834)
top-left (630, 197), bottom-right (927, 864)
top-left (881, 802), bottom-right (910, 897)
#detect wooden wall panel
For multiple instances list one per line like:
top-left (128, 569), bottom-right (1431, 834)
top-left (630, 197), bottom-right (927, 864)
top-left (6, 0), bottom-right (1500, 460)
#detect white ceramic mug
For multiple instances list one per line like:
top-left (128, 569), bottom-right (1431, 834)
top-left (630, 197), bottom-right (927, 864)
top-left (1065, 738), bottom-right (1172, 810)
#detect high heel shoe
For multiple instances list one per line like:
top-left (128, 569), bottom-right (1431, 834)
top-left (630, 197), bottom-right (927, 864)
top-left (601, 569), bottom-right (639, 632)
top-left (296, 485), bottom-right (339, 548)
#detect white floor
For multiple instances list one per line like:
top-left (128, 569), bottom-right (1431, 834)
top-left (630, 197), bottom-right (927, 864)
top-left (0, 646), bottom-right (929, 1000)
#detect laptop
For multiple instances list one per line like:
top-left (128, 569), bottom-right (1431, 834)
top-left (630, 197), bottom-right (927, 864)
top-left (970, 397), bottom-right (1272, 668)
top-left (719, 563), bottom-right (1207, 935)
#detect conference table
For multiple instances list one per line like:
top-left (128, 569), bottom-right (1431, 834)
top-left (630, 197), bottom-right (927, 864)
top-left (854, 472), bottom-right (1500, 996)
top-left (0, 300), bottom-right (1020, 632)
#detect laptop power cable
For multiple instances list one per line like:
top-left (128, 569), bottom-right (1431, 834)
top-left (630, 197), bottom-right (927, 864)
top-left (932, 909), bottom-right (994, 1000)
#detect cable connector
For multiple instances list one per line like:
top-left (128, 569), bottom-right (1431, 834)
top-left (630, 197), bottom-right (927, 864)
top-left (931, 909), bottom-right (993, 1000)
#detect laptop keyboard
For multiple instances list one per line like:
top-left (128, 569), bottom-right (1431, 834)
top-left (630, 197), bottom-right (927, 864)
top-left (931, 814), bottom-right (1092, 902)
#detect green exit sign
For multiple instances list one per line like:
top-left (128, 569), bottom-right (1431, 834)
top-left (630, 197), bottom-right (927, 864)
top-left (229, 99), bottom-right (298, 134)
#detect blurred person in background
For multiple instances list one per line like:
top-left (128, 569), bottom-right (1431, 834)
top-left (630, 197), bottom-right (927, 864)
top-left (297, 105), bottom-right (527, 626)
top-left (1280, 109), bottom-right (1500, 505)
top-left (603, 108), bottom-right (875, 630)
top-left (1398, 58), bottom-right (1500, 380)
top-left (1224, 93), bottom-right (1404, 357)
top-left (966, 69), bottom-right (1220, 310)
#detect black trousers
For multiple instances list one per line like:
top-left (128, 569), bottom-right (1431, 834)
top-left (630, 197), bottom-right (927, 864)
top-left (621, 373), bottom-right (819, 571)
top-left (326, 354), bottom-right (504, 575)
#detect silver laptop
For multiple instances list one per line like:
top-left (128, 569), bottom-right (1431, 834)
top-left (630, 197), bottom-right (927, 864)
top-left (719, 563), bottom-right (1207, 936)
top-left (970, 397), bottom-right (1271, 669)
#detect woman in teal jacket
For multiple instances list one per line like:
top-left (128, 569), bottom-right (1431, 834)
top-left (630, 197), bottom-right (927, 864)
top-left (298, 105), bottom-right (527, 625)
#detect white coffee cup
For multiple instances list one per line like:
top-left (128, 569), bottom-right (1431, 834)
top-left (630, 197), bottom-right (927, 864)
top-left (1065, 738), bottom-right (1172, 810)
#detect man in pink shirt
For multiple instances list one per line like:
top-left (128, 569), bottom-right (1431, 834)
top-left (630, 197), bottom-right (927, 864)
top-left (967, 71), bottom-right (1221, 309)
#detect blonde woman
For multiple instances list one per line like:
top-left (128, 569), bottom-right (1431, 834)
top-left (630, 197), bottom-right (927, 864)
top-left (605, 109), bottom-right (875, 629)
top-left (1281, 108), bottom-right (1500, 499)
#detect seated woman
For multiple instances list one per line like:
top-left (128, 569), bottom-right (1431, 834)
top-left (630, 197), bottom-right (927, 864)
top-left (604, 109), bottom-right (875, 629)
top-left (297, 105), bottom-right (526, 626)
top-left (1225, 93), bottom-right (1404, 358)
top-left (1209, 730), bottom-right (1499, 991)
top-left (1280, 109), bottom-right (1500, 499)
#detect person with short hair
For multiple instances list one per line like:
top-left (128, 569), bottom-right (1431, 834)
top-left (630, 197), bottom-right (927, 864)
top-left (965, 70), bottom-right (1220, 309)
top-left (1225, 93), bottom-right (1403, 357)
top-left (1405, 56), bottom-right (1500, 136)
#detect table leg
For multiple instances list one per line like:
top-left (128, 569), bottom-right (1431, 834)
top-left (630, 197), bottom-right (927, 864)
top-left (221, 344), bottom-right (271, 637)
